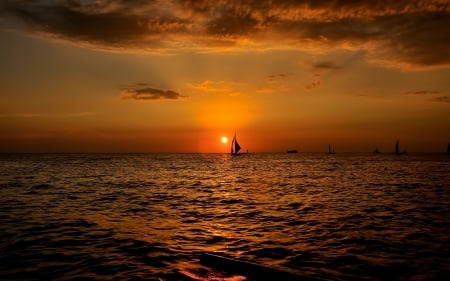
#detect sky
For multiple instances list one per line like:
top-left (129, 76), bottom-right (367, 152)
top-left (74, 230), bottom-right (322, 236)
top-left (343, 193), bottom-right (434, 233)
top-left (0, 0), bottom-right (449, 153)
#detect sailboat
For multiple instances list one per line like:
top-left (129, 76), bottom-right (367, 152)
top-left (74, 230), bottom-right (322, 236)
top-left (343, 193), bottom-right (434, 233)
top-left (231, 132), bottom-right (242, 156)
top-left (395, 139), bottom-right (406, 155)
top-left (327, 144), bottom-right (335, 154)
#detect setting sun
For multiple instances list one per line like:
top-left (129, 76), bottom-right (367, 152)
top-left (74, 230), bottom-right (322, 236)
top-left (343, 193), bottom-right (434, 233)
top-left (221, 136), bottom-right (228, 144)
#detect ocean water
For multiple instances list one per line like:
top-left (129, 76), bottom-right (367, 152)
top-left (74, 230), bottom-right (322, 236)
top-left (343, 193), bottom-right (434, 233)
top-left (0, 153), bottom-right (449, 281)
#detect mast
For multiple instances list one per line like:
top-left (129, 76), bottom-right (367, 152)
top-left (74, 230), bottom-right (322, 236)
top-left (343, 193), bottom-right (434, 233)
top-left (395, 139), bottom-right (399, 154)
top-left (231, 134), bottom-right (235, 155)
top-left (327, 144), bottom-right (334, 154)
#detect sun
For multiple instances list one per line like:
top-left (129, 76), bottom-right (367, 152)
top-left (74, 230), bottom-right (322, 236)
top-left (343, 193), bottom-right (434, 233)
top-left (221, 136), bottom-right (228, 144)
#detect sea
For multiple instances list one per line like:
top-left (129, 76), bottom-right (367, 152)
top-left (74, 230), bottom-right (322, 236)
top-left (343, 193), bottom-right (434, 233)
top-left (0, 153), bottom-right (449, 281)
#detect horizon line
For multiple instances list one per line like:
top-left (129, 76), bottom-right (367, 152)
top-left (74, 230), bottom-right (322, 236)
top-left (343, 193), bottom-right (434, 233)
top-left (0, 151), bottom-right (448, 155)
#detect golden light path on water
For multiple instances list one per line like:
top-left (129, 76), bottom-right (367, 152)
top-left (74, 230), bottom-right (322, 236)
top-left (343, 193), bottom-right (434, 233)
top-left (0, 153), bottom-right (449, 280)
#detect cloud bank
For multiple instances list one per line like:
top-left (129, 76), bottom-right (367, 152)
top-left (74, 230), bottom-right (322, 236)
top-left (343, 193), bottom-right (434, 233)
top-left (1, 0), bottom-right (449, 69)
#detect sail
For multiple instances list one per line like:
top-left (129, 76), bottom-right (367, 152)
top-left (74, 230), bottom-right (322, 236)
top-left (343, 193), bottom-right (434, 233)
top-left (234, 138), bottom-right (241, 154)
top-left (231, 133), bottom-right (241, 155)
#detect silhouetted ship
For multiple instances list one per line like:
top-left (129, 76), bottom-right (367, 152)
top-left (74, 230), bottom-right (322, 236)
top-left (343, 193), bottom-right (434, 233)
top-left (373, 147), bottom-right (380, 154)
top-left (231, 132), bottom-right (242, 156)
top-left (287, 150), bottom-right (298, 154)
top-left (327, 144), bottom-right (335, 154)
top-left (395, 139), bottom-right (406, 155)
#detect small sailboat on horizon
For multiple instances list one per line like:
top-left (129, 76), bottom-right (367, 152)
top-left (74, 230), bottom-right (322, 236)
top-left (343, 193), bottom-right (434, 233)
top-left (327, 144), bottom-right (335, 154)
top-left (231, 132), bottom-right (242, 156)
top-left (395, 139), bottom-right (407, 155)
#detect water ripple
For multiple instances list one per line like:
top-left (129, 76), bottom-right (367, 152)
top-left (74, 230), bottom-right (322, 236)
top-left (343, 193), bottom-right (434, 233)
top-left (1, 153), bottom-right (449, 280)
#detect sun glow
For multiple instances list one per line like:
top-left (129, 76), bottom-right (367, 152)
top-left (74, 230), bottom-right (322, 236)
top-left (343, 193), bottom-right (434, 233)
top-left (221, 136), bottom-right (228, 144)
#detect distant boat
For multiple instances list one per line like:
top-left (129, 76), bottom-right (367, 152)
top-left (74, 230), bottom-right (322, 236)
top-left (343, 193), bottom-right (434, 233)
top-left (287, 150), bottom-right (298, 154)
top-left (395, 139), bottom-right (406, 155)
top-left (231, 132), bottom-right (242, 156)
top-left (373, 147), bottom-right (380, 154)
top-left (327, 144), bottom-right (335, 154)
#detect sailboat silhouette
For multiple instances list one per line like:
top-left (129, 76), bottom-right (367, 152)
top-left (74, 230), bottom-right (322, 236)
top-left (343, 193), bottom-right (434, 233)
top-left (395, 139), bottom-right (406, 155)
top-left (231, 132), bottom-right (242, 156)
top-left (327, 144), bottom-right (335, 154)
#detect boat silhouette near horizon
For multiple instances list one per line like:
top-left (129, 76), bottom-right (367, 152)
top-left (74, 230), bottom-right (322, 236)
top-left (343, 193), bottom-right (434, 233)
top-left (327, 144), bottom-right (335, 154)
top-left (395, 139), bottom-right (407, 155)
top-left (231, 132), bottom-right (242, 156)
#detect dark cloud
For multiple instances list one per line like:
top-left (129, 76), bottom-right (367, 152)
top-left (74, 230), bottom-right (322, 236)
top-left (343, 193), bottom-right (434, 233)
top-left (121, 85), bottom-right (186, 101)
top-left (268, 73), bottom-right (288, 79)
top-left (312, 61), bottom-right (342, 71)
top-left (405, 90), bottom-right (441, 95)
top-left (206, 8), bottom-right (258, 37)
top-left (372, 12), bottom-right (450, 69)
top-left (429, 96), bottom-right (450, 103)
top-left (1, 0), bottom-right (191, 49)
top-left (305, 80), bottom-right (321, 91)
top-left (1, 0), bottom-right (449, 68)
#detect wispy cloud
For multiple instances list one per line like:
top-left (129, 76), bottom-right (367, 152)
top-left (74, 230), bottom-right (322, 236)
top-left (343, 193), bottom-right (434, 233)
top-left (429, 96), bottom-right (450, 103)
top-left (353, 94), bottom-right (392, 102)
top-left (405, 90), bottom-right (441, 96)
top-left (188, 80), bottom-right (241, 92)
top-left (304, 60), bottom-right (341, 90)
top-left (120, 84), bottom-right (187, 101)
top-left (305, 79), bottom-right (321, 91)
top-left (0, 113), bottom-right (45, 118)
top-left (256, 74), bottom-right (290, 94)
top-left (1, 0), bottom-right (449, 69)
top-left (312, 61), bottom-right (342, 71)
top-left (0, 112), bottom-right (94, 118)
top-left (188, 80), bottom-right (244, 96)
top-left (403, 90), bottom-right (449, 104)
top-left (188, 75), bottom-right (290, 96)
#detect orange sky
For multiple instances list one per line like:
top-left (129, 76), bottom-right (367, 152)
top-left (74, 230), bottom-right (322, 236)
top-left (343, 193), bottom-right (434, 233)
top-left (0, 0), bottom-right (449, 153)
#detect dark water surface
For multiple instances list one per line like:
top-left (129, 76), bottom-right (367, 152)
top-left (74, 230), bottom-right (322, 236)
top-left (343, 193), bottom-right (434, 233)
top-left (1, 153), bottom-right (449, 280)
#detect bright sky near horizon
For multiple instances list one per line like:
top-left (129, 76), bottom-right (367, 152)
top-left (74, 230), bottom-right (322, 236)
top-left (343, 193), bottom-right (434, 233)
top-left (0, 0), bottom-right (449, 153)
